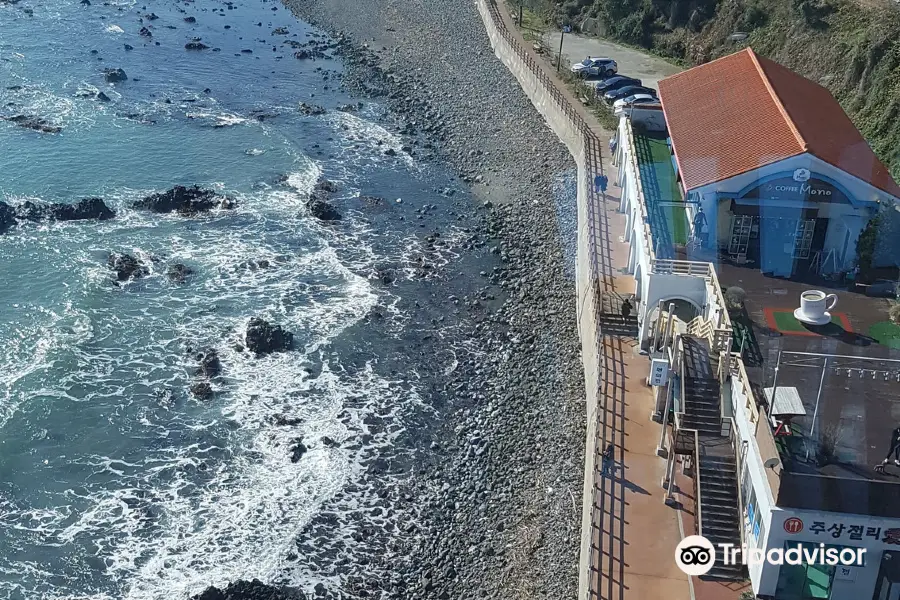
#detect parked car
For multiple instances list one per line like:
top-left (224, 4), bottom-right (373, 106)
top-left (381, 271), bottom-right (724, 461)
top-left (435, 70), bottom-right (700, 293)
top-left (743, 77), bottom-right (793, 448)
top-left (612, 93), bottom-right (659, 109)
top-left (595, 75), bottom-right (642, 94)
top-left (571, 57), bottom-right (618, 78)
top-left (604, 85), bottom-right (657, 103)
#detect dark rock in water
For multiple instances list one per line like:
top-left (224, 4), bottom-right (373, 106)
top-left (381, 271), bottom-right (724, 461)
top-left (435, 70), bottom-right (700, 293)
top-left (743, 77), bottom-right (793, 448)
top-left (124, 44), bottom-right (133, 51)
top-left (2, 114), bottom-right (62, 134)
top-left (107, 253), bottom-right (148, 281)
top-left (15, 198), bottom-right (115, 222)
top-left (6, 85), bottom-right (22, 91)
top-left (133, 185), bottom-right (235, 215)
top-left (273, 415), bottom-right (303, 427)
top-left (80, 0), bottom-right (91, 5)
top-left (336, 103), bottom-right (359, 113)
top-left (190, 381), bottom-right (213, 400)
top-left (383, 148), bottom-right (397, 156)
top-left (144, 12), bottom-right (158, 19)
top-left (97, 92), bottom-right (111, 102)
top-left (297, 102), bottom-right (325, 116)
top-left (321, 436), bottom-right (338, 447)
top-left (103, 67), bottom-right (128, 82)
top-left (305, 178), bottom-right (341, 221)
top-left (167, 263), bottom-right (194, 283)
top-left (190, 579), bottom-right (306, 600)
top-left (139, 26), bottom-right (152, 37)
top-left (241, 49), bottom-right (253, 54)
top-left (313, 179), bottom-right (338, 194)
top-left (289, 439), bottom-right (307, 463)
top-left (0, 202), bottom-right (15, 234)
top-left (185, 41), bottom-right (209, 50)
top-left (306, 198), bottom-right (341, 221)
top-left (293, 50), bottom-right (310, 60)
top-left (272, 26), bottom-right (289, 34)
top-left (245, 317), bottom-right (293, 355)
top-left (359, 195), bottom-right (384, 206)
top-left (197, 349), bottom-right (221, 377)
top-left (375, 268), bottom-right (395, 285)
top-left (184, 16), bottom-right (196, 23)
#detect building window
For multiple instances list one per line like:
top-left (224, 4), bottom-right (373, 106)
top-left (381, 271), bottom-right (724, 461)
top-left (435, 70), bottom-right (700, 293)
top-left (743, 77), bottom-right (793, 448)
top-left (729, 215), bottom-right (754, 255)
top-left (774, 542), bottom-right (865, 600)
top-left (792, 219), bottom-right (815, 259)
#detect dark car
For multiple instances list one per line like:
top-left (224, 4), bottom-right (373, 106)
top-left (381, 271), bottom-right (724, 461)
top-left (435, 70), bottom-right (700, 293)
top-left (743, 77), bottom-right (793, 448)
top-left (603, 85), bottom-right (657, 103)
top-left (595, 75), bottom-right (642, 94)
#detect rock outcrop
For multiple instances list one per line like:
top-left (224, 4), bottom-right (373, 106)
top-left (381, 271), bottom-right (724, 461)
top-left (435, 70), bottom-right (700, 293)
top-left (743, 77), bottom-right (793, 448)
top-left (245, 317), bottom-right (294, 355)
top-left (2, 115), bottom-right (62, 133)
top-left (15, 198), bottom-right (115, 222)
top-left (196, 349), bottom-right (221, 377)
top-left (103, 68), bottom-right (128, 82)
top-left (191, 579), bottom-right (306, 600)
top-left (107, 253), bottom-right (148, 281)
top-left (167, 263), bottom-right (194, 283)
top-left (305, 178), bottom-right (341, 221)
top-left (133, 186), bottom-right (235, 215)
top-left (0, 203), bottom-right (15, 234)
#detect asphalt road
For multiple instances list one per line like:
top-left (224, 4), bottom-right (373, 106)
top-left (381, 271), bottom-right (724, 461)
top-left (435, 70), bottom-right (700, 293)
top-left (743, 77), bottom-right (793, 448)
top-left (542, 32), bottom-right (682, 91)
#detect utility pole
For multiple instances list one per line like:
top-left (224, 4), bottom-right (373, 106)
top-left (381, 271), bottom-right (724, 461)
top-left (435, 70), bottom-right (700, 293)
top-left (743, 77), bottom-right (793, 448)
top-left (518, 0), bottom-right (523, 26)
top-left (556, 25), bottom-right (569, 72)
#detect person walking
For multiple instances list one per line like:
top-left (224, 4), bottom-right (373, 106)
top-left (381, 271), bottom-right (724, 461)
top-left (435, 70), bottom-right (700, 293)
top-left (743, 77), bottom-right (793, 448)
top-left (601, 442), bottom-right (615, 476)
top-left (880, 425), bottom-right (900, 469)
top-left (620, 297), bottom-right (633, 321)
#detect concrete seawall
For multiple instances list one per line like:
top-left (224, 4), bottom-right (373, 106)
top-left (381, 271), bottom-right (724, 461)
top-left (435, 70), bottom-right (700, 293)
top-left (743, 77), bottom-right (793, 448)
top-left (474, 2), bottom-right (607, 598)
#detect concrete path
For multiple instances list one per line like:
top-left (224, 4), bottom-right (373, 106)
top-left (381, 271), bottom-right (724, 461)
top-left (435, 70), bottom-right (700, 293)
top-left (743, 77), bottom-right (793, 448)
top-left (488, 4), bottom-right (693, 599)
top-left (544, 32), bottom-right (682, 90)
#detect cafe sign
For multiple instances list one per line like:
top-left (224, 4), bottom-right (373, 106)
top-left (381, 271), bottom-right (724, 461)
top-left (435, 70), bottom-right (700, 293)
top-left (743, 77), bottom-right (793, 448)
top-left (739, 170), bottom-right (850, 204)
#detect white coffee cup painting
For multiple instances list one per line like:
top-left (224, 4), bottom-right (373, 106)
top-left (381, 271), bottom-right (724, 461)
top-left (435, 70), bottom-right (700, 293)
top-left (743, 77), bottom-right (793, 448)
top-left (793, 290), bottom-right (838, 326)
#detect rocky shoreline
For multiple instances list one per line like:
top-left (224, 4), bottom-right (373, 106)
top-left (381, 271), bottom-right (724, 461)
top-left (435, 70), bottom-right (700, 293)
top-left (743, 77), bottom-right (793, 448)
top-left (271, 1), bottom-right (587, 599)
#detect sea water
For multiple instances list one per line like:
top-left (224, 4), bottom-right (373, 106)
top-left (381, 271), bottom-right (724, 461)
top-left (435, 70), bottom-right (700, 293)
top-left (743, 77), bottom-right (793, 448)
top-left (0, 1), bottom-right (476, 598)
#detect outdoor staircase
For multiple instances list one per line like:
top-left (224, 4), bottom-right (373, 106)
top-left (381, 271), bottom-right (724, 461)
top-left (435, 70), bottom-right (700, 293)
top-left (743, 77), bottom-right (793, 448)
top-left (680, 335), bottom-right (745, 581)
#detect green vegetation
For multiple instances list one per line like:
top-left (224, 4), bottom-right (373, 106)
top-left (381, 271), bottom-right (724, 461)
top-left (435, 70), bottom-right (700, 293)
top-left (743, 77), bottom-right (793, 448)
top-left (534, 0), bottom-right (900, 181)
top-left (870, 320), bottom-right (900, 348)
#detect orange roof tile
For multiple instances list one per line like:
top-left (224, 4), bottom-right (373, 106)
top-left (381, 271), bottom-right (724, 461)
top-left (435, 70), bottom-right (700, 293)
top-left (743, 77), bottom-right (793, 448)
top-left (657, 48), bottom-right (900, 199)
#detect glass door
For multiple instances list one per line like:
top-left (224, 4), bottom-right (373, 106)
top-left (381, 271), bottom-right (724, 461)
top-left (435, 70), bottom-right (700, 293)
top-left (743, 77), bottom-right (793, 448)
top-left (792, 219), bottom-right (816, 259)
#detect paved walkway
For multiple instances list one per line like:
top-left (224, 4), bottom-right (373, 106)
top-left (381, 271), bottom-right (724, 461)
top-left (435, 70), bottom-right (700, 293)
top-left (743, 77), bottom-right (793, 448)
top-left (492, 3), bottom-right (693, 599)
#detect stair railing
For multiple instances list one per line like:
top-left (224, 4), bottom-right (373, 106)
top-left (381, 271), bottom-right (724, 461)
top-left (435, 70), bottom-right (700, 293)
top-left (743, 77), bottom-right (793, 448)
top-left (694, 431), bottom-right (704, 538)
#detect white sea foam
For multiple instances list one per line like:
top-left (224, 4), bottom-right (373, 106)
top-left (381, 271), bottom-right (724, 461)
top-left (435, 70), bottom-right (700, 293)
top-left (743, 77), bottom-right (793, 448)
top-left (324, 111), bottom-right (416, 169)
top-left (105, 24), bottom-right (125, 34)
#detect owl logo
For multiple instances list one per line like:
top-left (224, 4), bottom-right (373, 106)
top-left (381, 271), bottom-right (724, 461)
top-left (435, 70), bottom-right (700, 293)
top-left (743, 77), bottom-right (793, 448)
top-left (793, 168), bottom-right (811, 183)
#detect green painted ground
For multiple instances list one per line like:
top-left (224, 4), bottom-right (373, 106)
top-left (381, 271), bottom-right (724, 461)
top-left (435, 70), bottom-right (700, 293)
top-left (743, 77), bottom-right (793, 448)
top-left (633, 131), bottom-right (689, 251)
top-left (869, 321), bottom-right (900, 349)
top-left (771, 310), bottom-right (843, 332)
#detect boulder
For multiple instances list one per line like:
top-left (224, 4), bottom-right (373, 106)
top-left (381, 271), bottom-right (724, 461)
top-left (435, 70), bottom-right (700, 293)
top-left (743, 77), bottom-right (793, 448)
top-left (167, 263), bottom-right (194, 283)
top-left (289, 439), bottom-right (307, 463)
top-left (143, 12), bottom-right (158, 20)
top-left (103, 68), bottom-right (128, 82)
top-left (297, 102), bottom-right (325, 116)
top-left (184, 16), bottom-right (196, 23)
top-left (190, 579), bottom-right (306, 600)
top-left (138, 26), bottom-right (152, 37)
top-left (197, 349), bottom-right (221, 377)
top-left (97, 92), bottom-right (111, 102)
top-left (133, 185), bottom-right (235, 215)
top-left (245, 317), bottom-right (293, 355)
top-left (107, 253), bottom-right (148, 281)
top-left (306, 198), bottom-right (341, 221)
top-left (190, 381), bottom-right (213, 400)
top-left (185, 41), bottom-right (209, 50)
top-left (123, 44), bottom-right (133, 51)
top-left (0, 202), bottom-right (15, 234)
